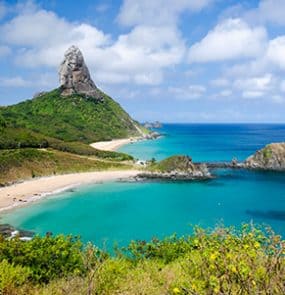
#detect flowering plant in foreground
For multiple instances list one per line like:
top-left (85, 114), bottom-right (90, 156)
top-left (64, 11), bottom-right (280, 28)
top-left (0, 224), bottom-right (284, 294)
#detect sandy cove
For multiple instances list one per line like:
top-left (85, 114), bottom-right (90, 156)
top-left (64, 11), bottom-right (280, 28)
top-left (90, 137), bottom-right (141, 151)
top-left (0, 170), bottom-right (140, 213)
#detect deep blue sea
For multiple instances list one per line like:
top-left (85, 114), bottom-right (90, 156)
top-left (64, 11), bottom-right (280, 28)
top-left (2, 124), bottom-right (285, 249)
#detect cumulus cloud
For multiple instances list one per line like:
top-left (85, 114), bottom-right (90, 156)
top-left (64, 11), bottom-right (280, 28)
top-left (188, 18), bottom-right (267, 63)
top-left (265, 36), bottom-right (285, 70)
top-left (210, 78), bottom-right (229, 87)
top-left (0, 4), bottom-right (185, 86)
top-left (168, 84), bottom-right (206, 100)
top-left (245, 0), bottom-right (285, 26)
top-left (219, 89), bottom-right (232, 97)
top-left (0, 76), bottom-right (31, 87)
top-left (0, 73), bottom-right (56, 88)
top-left (117, 0), bottom-right (213, 26)
top-left (233, 73), bottom-right (276, 99)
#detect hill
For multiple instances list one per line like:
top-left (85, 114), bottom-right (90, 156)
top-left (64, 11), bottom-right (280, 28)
top-left (0, 46), bottom-right (147, 184)
top-left (0, 88), bottom-right (143, 143)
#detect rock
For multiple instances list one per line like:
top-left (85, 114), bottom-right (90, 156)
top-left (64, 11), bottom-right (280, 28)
top-left (0, 224), bottom-right (34, 239)
top-left (59, 45), bottom-right (102, 100)
top-left (245, 143), bottom-right (285, 170)
top-left (33, 91), bottom-right (47, 99)
top-left (144, 131), bottom-right (160, 140)
top-left (139, 155), bottom-right (212, 181)
top-left (144, 121), bottom-right (162, 129)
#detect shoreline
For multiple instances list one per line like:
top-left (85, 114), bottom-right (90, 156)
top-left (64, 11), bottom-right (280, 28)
top-left (0, 170), bottom-right (140, 213)
top-left (90, 137), bottom-right (142, 151)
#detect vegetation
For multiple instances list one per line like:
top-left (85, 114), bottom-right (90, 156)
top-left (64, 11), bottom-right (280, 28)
top-left (0, 89), bottom-right (142, 143)
top-left (0, 149), bottom-right (132, 186)
top-left (0, 225), bottom-right (284, 294)
top-left (0, 127), bottom-right (132, 161)
top-left (262, 146), bottom-right (273, 161)
top-left (149, 155), bottom-right (195, 172)
top-left (0, 88), bottom-right (143, 184)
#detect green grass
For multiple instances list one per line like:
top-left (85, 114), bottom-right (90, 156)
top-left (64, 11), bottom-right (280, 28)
top-left (0, 148), bottom-right (133, 186)
top-left (0, 127), bottom-right (133, 161)
top-left (1, 224), bottom-right (284, 295)
top-left (262, 147), bottom-right (273, 161)
top-left (149, 155), bottom-right (194, 172)
top-left (0, 88), bottom-right (142, 143)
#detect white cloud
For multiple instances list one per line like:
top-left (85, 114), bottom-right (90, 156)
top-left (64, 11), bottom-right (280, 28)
top-left (117, 0), bottom-right (213, 26)
top-left (242, 90), bottom-right (264, 99)
top-left (0, 76), bottom-right (31, 87)
top-left (219, 89), bottom-right (232, 97)
top-left (280, 80), bottom-right (285, 92)
top-left (168, 84), bottom-right (206, 100)
top-left (0, 5), bottom-right (186, 86)
top-left (234, 73), bottom-right (273, 92)
top-left (188, 18), bottom-right (267, 63)
top-left (210, 78), bottom-right (229, 87)
top-left (0, 73), bottom-right (57, 88)
top-left (265, 36), bottom-right (285, 70)
top-left (245, 0), bottom-right (285, 26)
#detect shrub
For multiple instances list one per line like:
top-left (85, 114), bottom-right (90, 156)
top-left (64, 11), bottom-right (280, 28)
top-left (0, 259), bottom-right (31, 294)
top-left (0, 235), bottom-right (84, 283)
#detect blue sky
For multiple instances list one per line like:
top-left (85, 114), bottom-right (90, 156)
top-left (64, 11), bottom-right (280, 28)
top-left (0, 0), bottom-right (285, 123)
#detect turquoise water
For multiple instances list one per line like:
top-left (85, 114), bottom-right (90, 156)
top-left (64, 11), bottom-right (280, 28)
top-left (1, 124), bottom-right (285, 248)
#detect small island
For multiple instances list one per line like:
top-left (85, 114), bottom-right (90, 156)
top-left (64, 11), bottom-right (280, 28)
top-left (245, 143), bottom-right (285, 171)
top-left (138, 155), bottom-right (211, 180)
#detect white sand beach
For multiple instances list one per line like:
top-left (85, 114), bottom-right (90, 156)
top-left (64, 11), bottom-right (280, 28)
top-left (0, 170), bottom-right (140, 212)
top-left (90, 137), bottom-right (140, 151)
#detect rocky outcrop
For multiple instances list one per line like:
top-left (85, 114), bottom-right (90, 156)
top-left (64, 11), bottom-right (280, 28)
top-left (59, 45), bottom-right (102, 100)
top-left (144, 131), bottom-right (160, 140)
top-left (245, 143), bottom-right (285, 170)
top-left (144, 121), bottom-right (162, 129)
top-left (139, 155), bottom-right (212, 180)
top-left (0, 224), bottom-right (34, 240)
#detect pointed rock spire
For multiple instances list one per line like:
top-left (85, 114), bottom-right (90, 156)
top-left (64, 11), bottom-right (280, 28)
top-left (59, 45), bottom-right (102, 100)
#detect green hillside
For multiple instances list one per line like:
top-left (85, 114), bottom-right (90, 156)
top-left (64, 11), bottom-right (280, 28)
top-left (0, 88), bottom-right (142, 143)
top-left (0, 88), bottom-right (145, 184)
top-left (0, 148), bottom-right (133, 186)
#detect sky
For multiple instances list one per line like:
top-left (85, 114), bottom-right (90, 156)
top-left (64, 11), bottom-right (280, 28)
top-left (0, 0), bottom-right (285, 123)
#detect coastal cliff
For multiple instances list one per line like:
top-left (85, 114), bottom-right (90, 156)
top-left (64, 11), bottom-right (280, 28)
top-left (245, 143), bottom-right (285, 170)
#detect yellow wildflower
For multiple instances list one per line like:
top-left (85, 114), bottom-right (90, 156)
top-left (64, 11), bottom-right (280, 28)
top-left (254, 242), bottom-right (260, 249)
top-left (230, 265), bottom-right (237, 273)
top-left (210, 252), bottom-right (218, 261)
top-left (173, 287), bottom-right (181, 294)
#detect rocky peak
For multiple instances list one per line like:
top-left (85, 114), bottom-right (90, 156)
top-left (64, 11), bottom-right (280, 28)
top-left (59, 45), bottom-right (102, 100)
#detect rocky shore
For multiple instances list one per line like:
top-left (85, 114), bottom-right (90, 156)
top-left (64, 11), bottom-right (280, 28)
top-left (245, 143), bottom-right (285, 171)
top-left (0, 224), bottom-right (34, 240)
top-left (139, 155), bottom-right (212, 181)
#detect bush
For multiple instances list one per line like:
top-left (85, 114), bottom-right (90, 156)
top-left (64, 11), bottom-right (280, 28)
top-left (1, 224), bottom-right (285, 294)
top-left (0, 235), bottom-right (84, 283)
top-left (0, 260), bottom-right (31, 294)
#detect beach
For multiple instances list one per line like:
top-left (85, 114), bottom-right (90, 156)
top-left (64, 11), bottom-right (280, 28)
top-left (0, 170), bottom-right (140, 212)
top-left (0, 137), bottom-right (140, 213)
top-left (90, 137), bottom-right (140, 151)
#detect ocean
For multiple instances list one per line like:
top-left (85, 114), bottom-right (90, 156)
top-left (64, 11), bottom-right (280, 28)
top-left (2, 124), bottom-right (285, 249)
